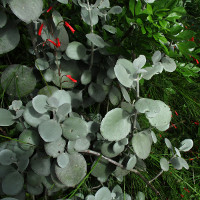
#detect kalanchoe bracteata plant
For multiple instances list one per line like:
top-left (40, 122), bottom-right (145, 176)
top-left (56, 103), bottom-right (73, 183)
top-left (0, 0), bottom-right (197, 199)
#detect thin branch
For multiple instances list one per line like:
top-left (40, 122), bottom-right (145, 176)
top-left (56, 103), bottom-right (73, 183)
top-left (149, 170), bottom-right (164, 184)
top-left (80, 149), bottom-right (160, 196)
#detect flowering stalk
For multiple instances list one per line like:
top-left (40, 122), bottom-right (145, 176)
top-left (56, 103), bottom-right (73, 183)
top-left (65, 21), bottom-right (75, 33)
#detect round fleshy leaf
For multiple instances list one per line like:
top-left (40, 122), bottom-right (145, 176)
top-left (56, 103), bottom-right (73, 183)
top-left (135, 98), bottom-right (160, 117)
top-left (95, 187), bottom-right (112, 200)
top-left (17, 156), bottom-right (29, 172)
top-left (38, 119), bottom-right (62, 142)
top-left (108, 6), bottom-right (122, 14)
top-left (114, 62), bottom-right (133, 88)
top-left (27, 170), bottom-right (43, 187)
top-left (81, 7), bottom-right (98, 26)
top-left (57, 153), bottom-right (69, 168)
top-left (55, 152), bottom-right (87, 187)
top-left (178, 157), bottom-right (189, 170)
top-left (141, 62), bottom-right (163, 80)
top-left (132, 132), bottom-right (152, 159)
top-left (85, 195), bottom-right (95, 200)
top-left (81, 70), bottom-right (92, 85)
top-left (108, 86), bottom-right (121, 106)
top-left (66, 41), bottom-right (86, 60)
top-left (151, 130), bottom-right (157, 143)
top-left (0, 10), bottom-right (7, 28)
top-left (161, 56), bottom-right (176, 72)
top-left (126, 155), bottom-right (137, 170)
top-left (38, 85), bottom-right (59, 97)
top-left (164, 138), bottom-right (173, 150)
top-left (0, 108), bottom-right (14, 126)
top-left (35, 58), bottom-right (49, 71)
top-left (74, 137), bottom-right (90, 151)
top-left (1, 64), bottom-right (36, 97)
top-left (86, 33), bottom-right (107, 48)
top-left (91, 158), bottom-right (115, 181)
top-left (11, 100), bottom-right (22, 111)
top-left (160, 157), bottom-right (169, 171)
top-left (179, 139), bottom-right (193, 152)
top-left (9, 0), bottom-right (43, 23)
top-left (0, 21), bottom-right (20, 54)
top-left (27, 184), bottom-right (43, 195)
top-left (43, 68), bottom-right (54, 82)
top-left (19, 129), bottom-right (40, 150)
top-left (152, 50), bottom-right (161, 64)
top-left (30, 153), bottom-right (51, 176)
top-left (102, 25), bottom-right (116, 34)
top-left (133, 55), bottom-right (146, 70)
top-left (62, 117), bottom-right (88, 140)
top-left (44, 137), bottom-right (66, 158)
top-left (56, 103), bottom-right (71, 122)
top-left (32, 95), bottom-right (48, 114)
top-left (100, 108), bottom-right (131, 141)
top-left (119, 85), bottom-right (131, 103)
top-left (170, 157), bottom-right (182, 170)
top-left (52, 10), bottom-right (64, 29)
top-left (136, 191), bottom-right (145, 200)
top-left (147, 100), bottom-right (172, 130)
top-left (52, 61), bottom-right (81, 88)
top-left (2, 171), bottom-right (24, 195)
top-left (23, 105), bottom-right (50, 128)
top-left (88, 82), bottom-right (107, 102)
top-left (0, 149), bottom-right (17, 165)
top-left (0, 165), bottom-right (15, 179)
top-left (174, 147), bottom-right (181, 157)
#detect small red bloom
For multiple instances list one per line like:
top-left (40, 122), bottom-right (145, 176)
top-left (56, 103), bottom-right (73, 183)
top-left (65, 21), bottom-right (75, 33)
top-left (38, 23), bottom-right (44, 36)
top-left (66, 75), bottom-right (77, 83)
top-left (47, 39), bottom-right (58, 47)
top-left (175, 111), bottom-right (178, 116)
top-left (55, 38), bottom-right (61, 48)
top-left (180, 194), bottom-right (184, 198)
top-left (171, 123), bottom-right (177, 129)
top-left (159, 134), bottom-right (162, 138)
top-left (196, 59), bottom-right (199, 64)
top-left (184, 188), bottom-right (190, 193)
top-left (189, 37), bottom-right (194, 42)
top-left (47, 6), bottom-right (53, 13)
top-left (189, 158), bottom-right (193, 161)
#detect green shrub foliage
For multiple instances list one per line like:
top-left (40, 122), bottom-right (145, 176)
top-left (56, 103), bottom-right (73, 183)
top-left (0, 0), bottom-right (197, 199)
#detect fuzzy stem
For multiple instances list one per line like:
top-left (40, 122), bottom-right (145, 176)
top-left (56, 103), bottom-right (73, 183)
top-left (149, 170), bottom-right (164, 184)
top-left (80, 149), bottom-right (160, 196)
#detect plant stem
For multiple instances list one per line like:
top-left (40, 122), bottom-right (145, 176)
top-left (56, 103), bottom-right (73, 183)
top-left (149, 170), bottom-right (164, 184)
top-left (80, 149), bottom-right (160, 196)
top-left (87, 0), bottom-right (94, 71)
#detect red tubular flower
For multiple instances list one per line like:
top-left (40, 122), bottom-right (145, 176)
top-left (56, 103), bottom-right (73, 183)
top-left (65, 21), bottom-right (75, 33)
top-left (55, 38), bottom-right (61, 48)
top-left (47, 6), bottom-right (53, 13)
top-left (196, 59), bottom-right (199, 64)
top-left (189, 158), bottom-right (193, 161)
top-left (66, 75), bottom-right (77, 83)
top-left (189, 37), bottom-right (194, 42)
top-left (175, 111), bottom-right (178, 116)
top-left (47, 39), bottom-right (58, 47)
top-left (171, 123), bottom-right (177, 129)
top-left (180, 194), bottom-right (184, 198)
top-left (38, 23), bottom-right (44, 36)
